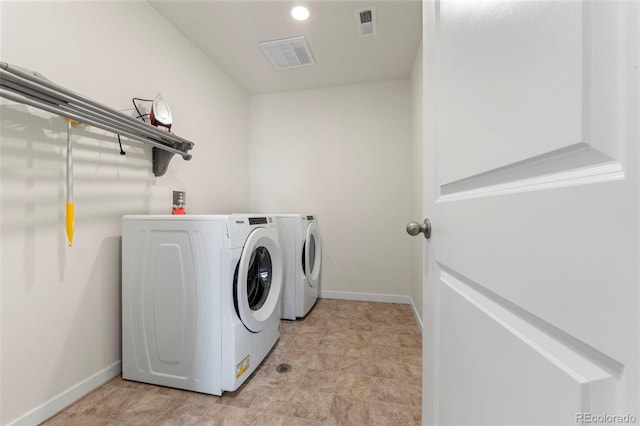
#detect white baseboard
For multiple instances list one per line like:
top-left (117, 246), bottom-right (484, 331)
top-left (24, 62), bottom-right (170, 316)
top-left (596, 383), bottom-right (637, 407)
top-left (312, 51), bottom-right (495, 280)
top-left (409, 296), bottom-right (423, 334)
top-left (319, 290), bottom-right (411, 304)
top-left (319, 290), bottom-right (423, 333)
top-left (10, 361), bottom-right (121, 426)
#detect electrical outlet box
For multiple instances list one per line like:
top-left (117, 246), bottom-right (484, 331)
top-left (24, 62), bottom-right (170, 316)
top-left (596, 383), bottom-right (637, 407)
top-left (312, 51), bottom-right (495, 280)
top-left (172, 190), bottom-right (185, 207)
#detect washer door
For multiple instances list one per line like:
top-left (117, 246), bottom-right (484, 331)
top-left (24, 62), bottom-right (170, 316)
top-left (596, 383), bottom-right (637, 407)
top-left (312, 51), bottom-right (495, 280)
top-left (235, 227), bottom-right (282, 332)
top-left (302, 222), bottom-right (322, 288)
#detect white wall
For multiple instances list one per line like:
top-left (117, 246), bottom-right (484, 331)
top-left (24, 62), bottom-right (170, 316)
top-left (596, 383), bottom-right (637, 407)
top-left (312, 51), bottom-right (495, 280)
top-left (0, 2), bottom-right (249, 424)
top-left (410, 42), bottom-right (424, 326)
top-left (249, 81), bottom-right (413, 299)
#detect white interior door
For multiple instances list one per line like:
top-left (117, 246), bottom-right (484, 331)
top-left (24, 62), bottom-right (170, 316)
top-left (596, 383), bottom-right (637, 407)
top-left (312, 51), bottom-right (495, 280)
top-left (420, 1), bottom-right (639, 424)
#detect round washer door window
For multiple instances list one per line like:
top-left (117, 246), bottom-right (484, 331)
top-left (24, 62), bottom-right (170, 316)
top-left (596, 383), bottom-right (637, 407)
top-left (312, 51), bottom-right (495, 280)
top-left (235, 228), bottom-right (283, 332)
top-left (246, 246), bottom-right (272, 311)
top-left (302, 222), bottom-right (322, 288)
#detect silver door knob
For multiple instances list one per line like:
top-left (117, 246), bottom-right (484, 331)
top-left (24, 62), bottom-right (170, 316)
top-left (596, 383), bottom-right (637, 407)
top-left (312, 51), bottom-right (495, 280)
top-left (406, 218), bottom-right (432, 239)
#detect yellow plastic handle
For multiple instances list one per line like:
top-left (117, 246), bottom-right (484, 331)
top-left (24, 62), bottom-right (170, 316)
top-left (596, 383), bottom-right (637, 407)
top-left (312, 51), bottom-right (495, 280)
top-left (66, 202), bottom-right (74, 247)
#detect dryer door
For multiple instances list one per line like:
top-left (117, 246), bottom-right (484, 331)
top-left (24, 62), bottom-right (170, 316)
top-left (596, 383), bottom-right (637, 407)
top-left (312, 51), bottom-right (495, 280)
top-left (302, 222), bottom-right (322, 288)
top-left (235, 227), bottom-right (283, 332)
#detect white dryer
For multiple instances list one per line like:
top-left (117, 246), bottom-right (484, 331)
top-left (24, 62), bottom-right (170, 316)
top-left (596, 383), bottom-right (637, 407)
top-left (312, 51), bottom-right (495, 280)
top-left (121, 214), bottom-right (282, 395)
top-left (275, 214), bottom-right (322, 320)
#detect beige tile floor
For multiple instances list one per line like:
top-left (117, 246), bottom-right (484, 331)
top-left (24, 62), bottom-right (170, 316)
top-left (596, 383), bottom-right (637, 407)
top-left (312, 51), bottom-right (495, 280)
top-left (41, 298), bottom-right (422, 425)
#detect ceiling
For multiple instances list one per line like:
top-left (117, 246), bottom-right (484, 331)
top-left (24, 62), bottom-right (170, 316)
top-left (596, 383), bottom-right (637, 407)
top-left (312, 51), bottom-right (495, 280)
top-left (149, 0), bottom-right (422, 94)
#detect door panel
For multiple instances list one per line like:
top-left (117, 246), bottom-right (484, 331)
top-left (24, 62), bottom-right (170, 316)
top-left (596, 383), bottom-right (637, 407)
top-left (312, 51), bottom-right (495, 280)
top-left (422, 1), bottom-right (639, 424)
top-left (439, 269), bottom-right (616, 425)
top-left (439, 1), bottom-right (585, 185)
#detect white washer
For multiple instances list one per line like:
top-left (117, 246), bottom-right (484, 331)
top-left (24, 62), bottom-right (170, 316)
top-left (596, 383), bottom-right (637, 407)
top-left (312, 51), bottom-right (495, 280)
top-left (121, 214), bottom-right (282, 395)
top-left (275, 214), bottom-right (322, 320)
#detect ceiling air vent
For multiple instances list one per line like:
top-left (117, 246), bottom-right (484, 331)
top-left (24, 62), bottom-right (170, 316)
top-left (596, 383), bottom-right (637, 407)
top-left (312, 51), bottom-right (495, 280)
top-left (356, 7), bottom-right (377, 37)
top-left (259, 36), bottom-right (315, 70)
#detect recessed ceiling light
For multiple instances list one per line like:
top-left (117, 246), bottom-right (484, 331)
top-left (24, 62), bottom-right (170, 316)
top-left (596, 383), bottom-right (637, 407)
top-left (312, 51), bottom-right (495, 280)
top-left (291, 6), bottom-right (310, 21)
